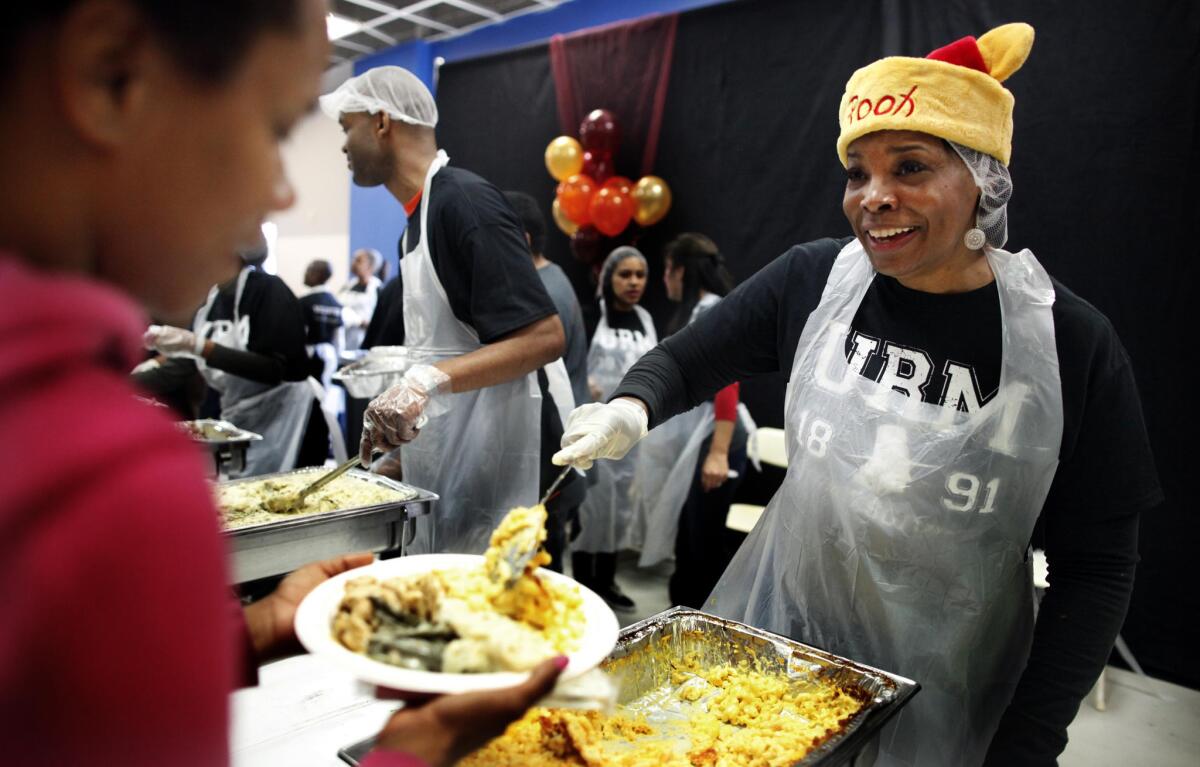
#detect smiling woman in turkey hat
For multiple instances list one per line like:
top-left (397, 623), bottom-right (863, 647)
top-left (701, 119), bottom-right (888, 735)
top-left (552, 23), bottom-right (1162, 765)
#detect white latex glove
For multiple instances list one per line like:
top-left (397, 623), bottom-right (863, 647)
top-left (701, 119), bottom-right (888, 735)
top-left (552, 399), bottom-right (648, 470)
top-left (360, 363), bottom-right (451, 465)
top-left (130, 357), bottom-right (162, 375)
top-left (143, 324), bottom-right (202, 358)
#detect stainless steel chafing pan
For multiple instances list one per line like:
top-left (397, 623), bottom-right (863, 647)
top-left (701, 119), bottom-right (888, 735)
top-left (219, 467), bottom-right (437, 583)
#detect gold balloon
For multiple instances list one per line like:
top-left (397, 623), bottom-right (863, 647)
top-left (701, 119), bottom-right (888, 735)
top-left (544, 136), bottom-right (584, 181)
top-left (551, 198), bottom-right (579, 236)
top-left (631, 175), bottom-right (672, 226)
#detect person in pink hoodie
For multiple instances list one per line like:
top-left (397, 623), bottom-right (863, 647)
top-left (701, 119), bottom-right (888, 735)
top-left (0, 2), bottom-right (562, 765)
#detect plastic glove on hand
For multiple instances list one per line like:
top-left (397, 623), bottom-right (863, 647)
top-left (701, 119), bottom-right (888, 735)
top-left (359, 364), bottom-right (451, 465)
top-left (143, 324), bottom-right (201, 358)
top-left (552, 399), bottom-right (648, 470)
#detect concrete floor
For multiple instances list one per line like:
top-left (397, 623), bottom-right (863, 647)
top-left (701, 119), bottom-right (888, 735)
top-left (601, 551), bottom-right (1200, 766)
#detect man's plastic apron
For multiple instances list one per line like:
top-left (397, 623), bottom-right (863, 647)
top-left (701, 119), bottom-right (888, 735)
top-left (400, 151), bottom-right (541, 554)
top-left (195, 266), bottom-right (345, 477)
top-left (575, 304), bottom-right (657, 553)
top-left (706, 241), bottom-right (1063, 766)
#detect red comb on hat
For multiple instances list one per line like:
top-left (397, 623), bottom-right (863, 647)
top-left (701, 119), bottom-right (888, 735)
top-left (926, 37), bottom-right (988, 74)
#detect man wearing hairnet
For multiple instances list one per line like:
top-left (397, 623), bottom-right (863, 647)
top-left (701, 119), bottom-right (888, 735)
top-left (321, 67), bottom-right (579, 556)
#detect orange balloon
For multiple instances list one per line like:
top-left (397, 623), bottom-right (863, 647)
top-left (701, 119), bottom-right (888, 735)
top-left (589, 187), bottom-right (633, 237)
top-left (557, 174), bottom-right (596, 226)
top-left (601, 176), bottom-right (635, 216)
top-left (544, 136), bottom-right (584, 181)
top-left (551, 198), bottom-right (578, 236)
top-left (631, 175), bottom-right (672, 226)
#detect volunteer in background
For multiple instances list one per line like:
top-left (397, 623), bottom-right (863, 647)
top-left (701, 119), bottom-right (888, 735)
top-left (647, 233), bottom-right (750, 609)
top-left (300, 257), bottom-right (346, 454)
top-left (142, 241), bottom-right (341, 473)
top-left (505, 190), bottom-right (589, 572)
top-left (339, 247), bottom-right (383, 355)
top-left (574, 246), bottom-right (656, 611)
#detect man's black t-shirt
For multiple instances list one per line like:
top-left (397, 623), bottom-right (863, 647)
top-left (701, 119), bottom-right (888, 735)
top-left (364, 164), bottom-right (573, 504)
top-left (299, 289), bottom-right (344, 346)
top-left (615, 236), bottom-right (1162, 763)
top-left (401, 166), bottom-right (556, 342)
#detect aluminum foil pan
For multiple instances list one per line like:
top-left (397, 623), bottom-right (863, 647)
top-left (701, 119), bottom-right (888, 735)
top-left (600, 606), bottom-right (919, 766)
top-left (333, 346), bottom-right (411, 398)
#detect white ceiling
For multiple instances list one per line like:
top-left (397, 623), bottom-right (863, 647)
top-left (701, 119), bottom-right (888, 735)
top-left (327, 0), bottom-right (566, 67)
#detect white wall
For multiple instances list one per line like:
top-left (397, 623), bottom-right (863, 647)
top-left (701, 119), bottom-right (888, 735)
top-left (268, 107), bottom-right (352, 295)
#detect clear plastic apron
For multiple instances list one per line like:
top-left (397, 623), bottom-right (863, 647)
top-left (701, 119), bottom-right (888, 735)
top-left (706, 240), bottom-right (1063, 766)
top-left (574, 304), bottom-right (657, 553)
top-left (195, 267), bottom-right (343, 477)
top-left (400, 151), bottom-right (541, 555)
top-left (630, 293), bottom-right (735, 567)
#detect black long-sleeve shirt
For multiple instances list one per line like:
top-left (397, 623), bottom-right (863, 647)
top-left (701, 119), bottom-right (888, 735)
top-left (615, 237), bottom-right (1162, 764)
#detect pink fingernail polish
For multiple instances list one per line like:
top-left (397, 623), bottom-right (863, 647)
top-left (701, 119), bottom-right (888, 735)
top-left (553, 655), bottom-right (569, 670)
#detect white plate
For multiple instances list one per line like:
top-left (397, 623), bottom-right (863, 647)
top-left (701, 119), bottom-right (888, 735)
top-left (294, 554), bottom-right (620, 694)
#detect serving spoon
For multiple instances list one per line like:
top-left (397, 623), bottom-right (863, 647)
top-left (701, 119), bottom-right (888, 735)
top-left (266, 455), bottom-right (362, 514)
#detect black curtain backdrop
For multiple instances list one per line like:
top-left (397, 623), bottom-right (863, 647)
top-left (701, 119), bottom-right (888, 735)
top-left (435, 0), bottom-right (1198, 687)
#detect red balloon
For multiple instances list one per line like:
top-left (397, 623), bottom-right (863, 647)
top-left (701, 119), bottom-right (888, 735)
top-left (579, 109), bottom-right (620, 157)
top-left (556, 174), bottom-right (596, 226)
top-left (602, 176), bottom-right (636, 216)
top-left (589, 187), bottom-right (633, 237)
top-left (582, 151), bottom-right (613, 185)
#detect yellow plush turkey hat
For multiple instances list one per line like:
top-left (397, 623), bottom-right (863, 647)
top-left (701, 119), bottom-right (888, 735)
top-left (837, 23), bottom-right (1034, 166)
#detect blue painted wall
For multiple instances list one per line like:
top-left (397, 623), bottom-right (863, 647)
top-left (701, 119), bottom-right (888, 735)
top-left (345, 0), bottom-right (733, 272)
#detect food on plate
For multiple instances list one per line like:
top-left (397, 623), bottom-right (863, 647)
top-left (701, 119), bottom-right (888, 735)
top-left (460, 651), bottom-right (868, 766)
top-left (332, 505), bottom-right (585, 674)
top-left (217, 474), bottom-right (407, 529)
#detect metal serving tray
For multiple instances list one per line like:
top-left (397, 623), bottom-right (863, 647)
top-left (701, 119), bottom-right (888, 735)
top-left (181, 419), bottom-right (263, 476)
top-left (603, 607), bottom-right (920, 766)
top-left (332, 346), bottom-right (410, 399)
top-left (220, 467), bottom-right (437, 584)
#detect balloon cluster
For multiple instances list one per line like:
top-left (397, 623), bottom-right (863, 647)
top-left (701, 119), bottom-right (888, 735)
top-left (544, 109), bottom-right (672, 258)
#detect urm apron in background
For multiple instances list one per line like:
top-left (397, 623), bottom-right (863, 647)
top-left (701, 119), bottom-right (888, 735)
top-left (706, 240), bottom-right (1063, 766)
top-left (195, 267), bottom-right (343, 477)
top-left (574, 304), bottom-right (657, 553)
top-left (400, 151), bottom-right (542, 555)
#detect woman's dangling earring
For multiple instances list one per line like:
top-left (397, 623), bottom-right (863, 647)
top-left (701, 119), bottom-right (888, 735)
top-left (963, 228), bottom-right (987, 250)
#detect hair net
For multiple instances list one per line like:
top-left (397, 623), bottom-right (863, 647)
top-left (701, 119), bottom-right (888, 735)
top-left (947, 141), bottom-right (1012, 248)
top-left (319, 66), bottom-right (438, 128)
top-left (356, 248), bottom-right (383, 272)
top-left (597, 246), bottom-right (647, 301)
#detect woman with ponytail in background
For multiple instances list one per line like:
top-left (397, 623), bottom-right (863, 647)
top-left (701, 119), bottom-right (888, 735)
top-left (634, 234), bottom-right (752, 608)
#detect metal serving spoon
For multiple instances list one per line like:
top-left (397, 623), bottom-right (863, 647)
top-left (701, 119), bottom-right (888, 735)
top-left (495, 466), bottom-right (576, 588)
top-left (266, 455), bottom-right (362, 514)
